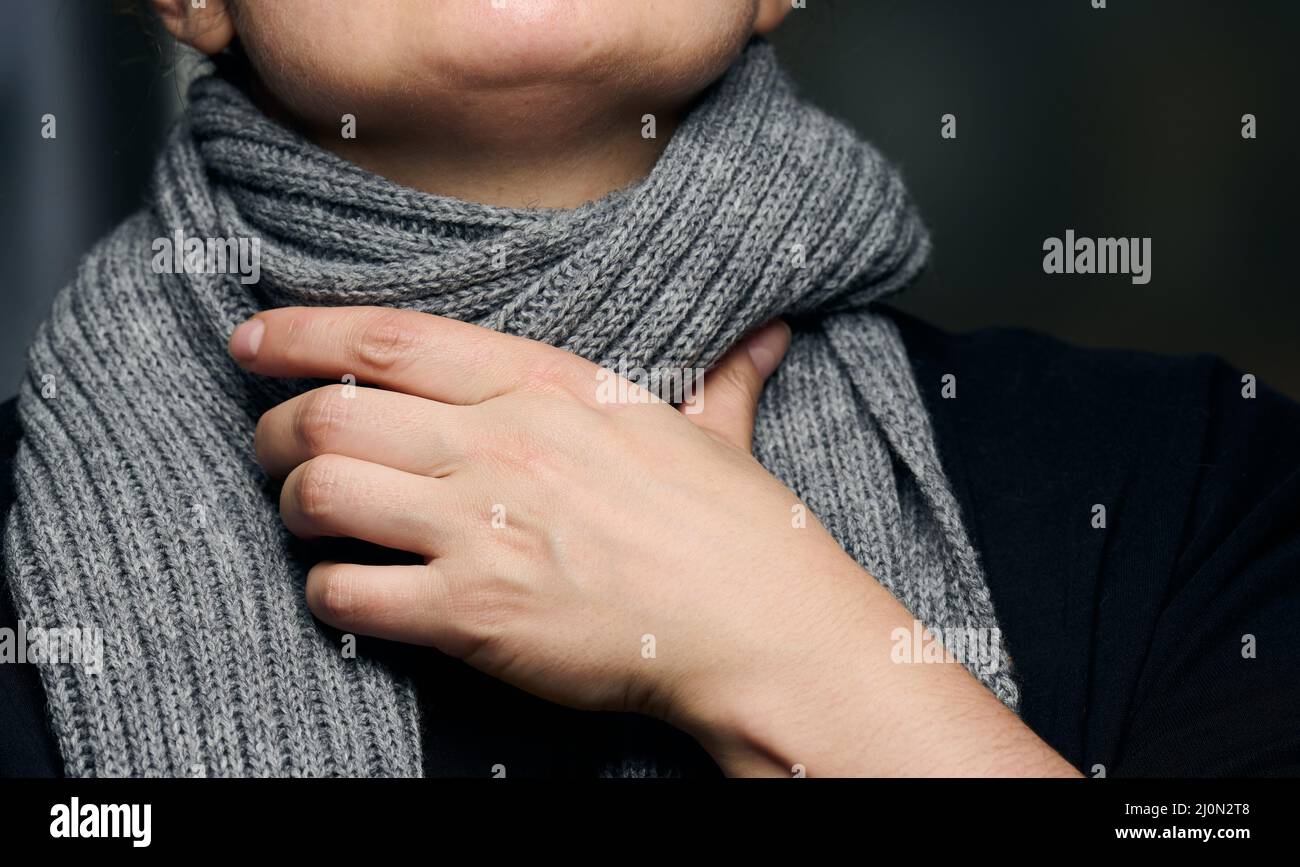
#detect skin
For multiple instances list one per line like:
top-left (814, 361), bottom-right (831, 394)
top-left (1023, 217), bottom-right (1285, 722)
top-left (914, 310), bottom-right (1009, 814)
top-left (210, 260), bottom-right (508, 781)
top-left (156, 0), bottom-right (1081, 776)
top-left (155, 0), bottom-right (790, 208)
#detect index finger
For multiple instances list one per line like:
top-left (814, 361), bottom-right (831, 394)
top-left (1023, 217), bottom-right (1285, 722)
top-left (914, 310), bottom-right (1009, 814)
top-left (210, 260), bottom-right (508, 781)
top-left (228, 306), bottom-right (567, 405)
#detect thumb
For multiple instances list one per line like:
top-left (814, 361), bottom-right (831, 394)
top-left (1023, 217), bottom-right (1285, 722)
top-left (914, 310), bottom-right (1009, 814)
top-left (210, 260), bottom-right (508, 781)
top-left (687, 319), bottom-right (791, 452)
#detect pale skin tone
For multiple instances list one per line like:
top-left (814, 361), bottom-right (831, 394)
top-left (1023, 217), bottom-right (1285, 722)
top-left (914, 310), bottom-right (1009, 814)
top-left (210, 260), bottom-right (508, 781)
top-left (158, 0), bottom-right (1080, 777)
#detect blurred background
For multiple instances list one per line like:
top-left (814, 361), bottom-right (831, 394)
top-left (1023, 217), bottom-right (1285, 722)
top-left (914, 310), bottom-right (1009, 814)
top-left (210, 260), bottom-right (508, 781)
top-left (2, 0), bottom-right (1297, 401)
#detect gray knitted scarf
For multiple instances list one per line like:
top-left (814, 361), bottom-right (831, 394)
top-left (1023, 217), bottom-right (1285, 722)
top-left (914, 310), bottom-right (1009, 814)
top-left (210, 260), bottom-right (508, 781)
top-left (5, 41), bottom-right (1016, 778)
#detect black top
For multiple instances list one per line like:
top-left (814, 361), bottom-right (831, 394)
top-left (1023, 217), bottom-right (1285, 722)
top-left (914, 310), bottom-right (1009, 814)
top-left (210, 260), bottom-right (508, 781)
top-left (3, 309), bottom-right (1299, 777)
top-left (0, 397), bottom-right (64, 776)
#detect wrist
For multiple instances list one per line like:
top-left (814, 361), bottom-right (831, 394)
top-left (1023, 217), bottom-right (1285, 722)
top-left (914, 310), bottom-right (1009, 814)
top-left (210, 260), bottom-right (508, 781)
top-left (667, 551), bottom-right (893, 777)
top-left (671, 563), bottom-right (1081, 778)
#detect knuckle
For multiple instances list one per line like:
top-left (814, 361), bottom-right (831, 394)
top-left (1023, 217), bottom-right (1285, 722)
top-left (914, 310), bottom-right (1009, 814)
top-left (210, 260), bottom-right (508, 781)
top-left (296, 387), bottom-right (348, 455)
top-left (469, 390), bottom-right (599, 475)
top-left (310, 568), bottom-right (367, 624)
top-left (294, 455), bottom-right (345, 521)
top-left (352, 310), bottom-right (421, 373)
top-left (520, 364), bottom-right (564, 395)
top-left (519, 352), bottom-right (583, 398)
top-left (477, 423), bottom-right (548, 472)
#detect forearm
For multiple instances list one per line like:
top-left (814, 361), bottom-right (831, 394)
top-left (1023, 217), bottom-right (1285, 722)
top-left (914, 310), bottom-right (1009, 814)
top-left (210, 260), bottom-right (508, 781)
top-left (678, 558), bottom-right (1082, 778)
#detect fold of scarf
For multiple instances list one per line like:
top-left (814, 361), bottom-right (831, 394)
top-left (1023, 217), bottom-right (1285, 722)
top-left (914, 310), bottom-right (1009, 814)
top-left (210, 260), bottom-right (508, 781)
top-left (5, 40), bottom-right (1017, 778)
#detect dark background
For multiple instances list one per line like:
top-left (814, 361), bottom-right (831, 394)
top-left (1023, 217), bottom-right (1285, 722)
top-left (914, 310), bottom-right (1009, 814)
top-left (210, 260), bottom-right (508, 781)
top-left (3, 0), bottom-right (1297, 400)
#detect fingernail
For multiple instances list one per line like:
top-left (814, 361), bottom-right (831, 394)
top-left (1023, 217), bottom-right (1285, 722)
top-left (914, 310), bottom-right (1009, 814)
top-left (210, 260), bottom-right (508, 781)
top-left (747, 320), bottom-right (791, 379)
top-left (230, 318), bottom-right (265, 363)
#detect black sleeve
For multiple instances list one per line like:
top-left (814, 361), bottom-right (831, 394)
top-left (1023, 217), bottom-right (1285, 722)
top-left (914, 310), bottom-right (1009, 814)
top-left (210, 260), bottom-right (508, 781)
top-left (892, 306), bottom-right (1300, 777)
top-left (0, 396), bottom-right (64, 777)
top-left (1116, 359), bottom-right (1300, 775)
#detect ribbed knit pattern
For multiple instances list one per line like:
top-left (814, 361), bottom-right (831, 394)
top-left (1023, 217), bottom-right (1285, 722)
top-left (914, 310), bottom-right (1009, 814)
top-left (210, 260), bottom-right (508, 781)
top-left (4, 40), bottom-right (1017, 778)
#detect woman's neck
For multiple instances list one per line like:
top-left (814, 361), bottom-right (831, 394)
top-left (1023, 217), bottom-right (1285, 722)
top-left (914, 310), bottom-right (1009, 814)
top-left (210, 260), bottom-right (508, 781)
top-left (251, 73), bottom-right (682, 210)
top-left (321, 113), bottom-right (678, 210)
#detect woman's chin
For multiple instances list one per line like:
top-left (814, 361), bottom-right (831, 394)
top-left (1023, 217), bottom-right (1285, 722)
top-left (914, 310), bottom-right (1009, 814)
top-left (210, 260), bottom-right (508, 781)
top-left (240, 0), bottom-right (755, 133)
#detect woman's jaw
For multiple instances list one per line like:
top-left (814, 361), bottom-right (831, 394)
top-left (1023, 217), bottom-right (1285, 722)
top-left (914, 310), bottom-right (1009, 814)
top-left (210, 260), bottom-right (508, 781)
top-left (152, 0), bottom-right (792, 208)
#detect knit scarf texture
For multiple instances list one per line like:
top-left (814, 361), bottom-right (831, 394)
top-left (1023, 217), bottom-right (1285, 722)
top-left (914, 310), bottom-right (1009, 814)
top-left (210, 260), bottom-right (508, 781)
top-left (4, 40), bottom-right (1018, 778)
